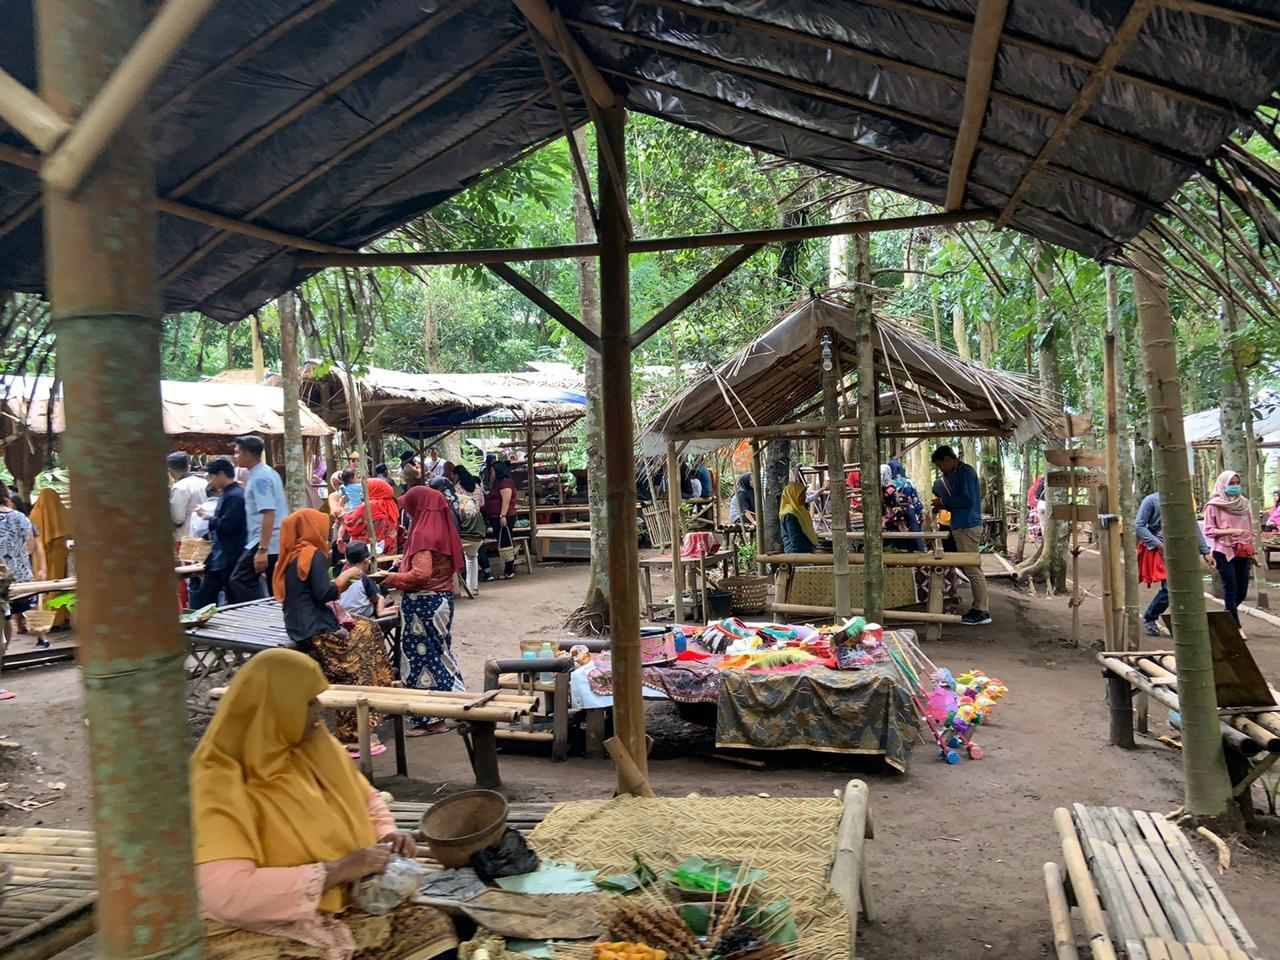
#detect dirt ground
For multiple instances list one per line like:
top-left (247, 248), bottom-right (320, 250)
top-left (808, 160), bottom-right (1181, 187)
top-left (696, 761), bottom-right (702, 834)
top-left (3, 545), bottom-right (1280, 959)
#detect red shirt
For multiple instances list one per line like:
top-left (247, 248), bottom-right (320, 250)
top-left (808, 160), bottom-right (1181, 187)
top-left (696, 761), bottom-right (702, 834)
top-left (483, 478), bottom-right (518, 518)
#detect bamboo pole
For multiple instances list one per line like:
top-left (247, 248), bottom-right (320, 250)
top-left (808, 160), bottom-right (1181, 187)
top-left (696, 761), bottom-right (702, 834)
top-left (0, 69), bottom-right (69, 152)
top-left (41, 0), bottom-right (219, 194)
top-left (770, 601), bottom-right (961, 624)
top-left (751, 440), bottom-right (764, 574)
top-left (823, 335), bottom-right (852, 619)
top-left (668, 440), bottom-right (684, 622)
top-left (1052, 807), bottom-right (1118, 960)
top-left (525, 420), bottom-right (538, 561)
top-left (757, 552), bottom-right (981, 567)
top-left (597, 105), bottom-right (647, 795)
top-left (36, 0), bottom-right (203, 956)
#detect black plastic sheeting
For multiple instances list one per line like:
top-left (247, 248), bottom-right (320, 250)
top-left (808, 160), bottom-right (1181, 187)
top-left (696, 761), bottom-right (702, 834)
top-left (2, 0), bottom-right (1279, 322)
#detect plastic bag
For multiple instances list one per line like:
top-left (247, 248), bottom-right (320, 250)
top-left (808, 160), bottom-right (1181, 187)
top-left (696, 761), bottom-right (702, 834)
top-left (471, 827), bottom-right (539, 880)
top-left (351, 854), bottom-right (425, 915)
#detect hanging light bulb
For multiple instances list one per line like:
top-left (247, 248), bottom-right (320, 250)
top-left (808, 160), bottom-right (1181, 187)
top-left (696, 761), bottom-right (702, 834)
top-left (821, 334), bottom-right (833, 372)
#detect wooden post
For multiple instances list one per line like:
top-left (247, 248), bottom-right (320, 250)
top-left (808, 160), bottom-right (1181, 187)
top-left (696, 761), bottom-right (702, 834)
top-left (356, 698), bottom-right (374, 780)
top-left (1106, 671), bottom-right (1135, 749)
top-left (37, 0), bottom-right (203, 956)
top-left (1096, 483), bottom-right (1116, 649)
top-left (597, 105), bottom-right (647, 794)
top-left (750, 440), bottom-right (764, 573)
top-left (280, 290), bottom-right (306, 512)
top-left (823, 336), bottom-right (853, 619)
top-left (525, 419), bottom-right (539, 561)
top-left (1103, 329), bottom-right (1127, 648)
top-left (250, 310), bottom-right (265, 382)
top-left (667, 440), bottom-right (684, 622)
top-left (856, 314), bottom-right (883, 622)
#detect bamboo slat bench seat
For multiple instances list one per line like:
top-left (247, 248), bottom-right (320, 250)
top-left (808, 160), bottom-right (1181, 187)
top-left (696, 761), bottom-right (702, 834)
top-left (1045, 804), bottom-right (1262, 960)
top-left (0, 827), bottom-right (96, 960)
top-left (210, 684), bottom-right (538, 790)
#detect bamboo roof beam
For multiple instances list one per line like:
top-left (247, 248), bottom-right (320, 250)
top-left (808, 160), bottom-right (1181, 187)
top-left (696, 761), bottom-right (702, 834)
top-left (1161, 0), bottom-right (1280, 32)
top-left (946, 0), bottom-right (1009, 211)
top-left (512, 0), bottom-right (615, 108)
top-left (575, 20), bottom-right (1167, 210)
top-left (163, 31), bottom-right (530, 284)
top-left (996, 0), bottom-right (1156, 229)
top-left (0, 142), bottom-right (351, 254)
top-left (164, 0), bottom-right (476, 200)
top-left (42, 0), bottom-right (219, 195)
top-left (0, 69), bottom-right (69, 152)
top-left (300, 242), bottom-right (599, 268)
top-left (629, 244), bottom-right (763, 349)
top-left (484, 262), bottom-right (602, 351)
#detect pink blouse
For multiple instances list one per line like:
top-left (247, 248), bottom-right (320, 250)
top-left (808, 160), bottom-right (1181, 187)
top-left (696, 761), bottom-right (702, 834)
top-left (197, 789), bottom-right (397, 960)
top-left (1202, 503), bottom-right (1255, 562)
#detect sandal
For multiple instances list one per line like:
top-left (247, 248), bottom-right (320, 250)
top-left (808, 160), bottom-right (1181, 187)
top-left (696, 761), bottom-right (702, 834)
top-left (0, 689), bottom-right (14, 701)
top-left (346, 742), bottom-right (388, 758)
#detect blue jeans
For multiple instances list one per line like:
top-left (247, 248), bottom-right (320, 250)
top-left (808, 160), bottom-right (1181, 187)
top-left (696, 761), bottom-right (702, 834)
top-left (1213, 551), bottom-right (1252, 627)
top-left (1143, 582), bottom-right (1168, 623)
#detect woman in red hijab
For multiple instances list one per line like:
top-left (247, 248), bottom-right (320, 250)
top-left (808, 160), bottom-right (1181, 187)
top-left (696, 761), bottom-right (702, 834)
top-left (340, 478), bottom-right (401, 556)
top-left (382, 486), bottom-right (464, 736)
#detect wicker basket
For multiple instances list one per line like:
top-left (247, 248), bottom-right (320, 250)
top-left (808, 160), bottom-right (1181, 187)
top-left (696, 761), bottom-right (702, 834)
top-left (179, 536), bottom-right (212, 563)
top-left (24, 607), bottom-right (56, 633)
top-left (717, 575), bottom-right (770, 614)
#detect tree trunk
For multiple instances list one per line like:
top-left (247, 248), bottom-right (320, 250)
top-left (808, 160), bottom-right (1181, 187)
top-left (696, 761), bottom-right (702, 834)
top-left (951, 304), bottom-right (977, 466)
top-left (1019, 251), bottom-right (1067, 592)
top-left (828, 195), bottom-right (851, 287)
top-left (978, 319), bottom-right (1000, 526)
top-left (279, 290), bottom-right (306, 512)
top-left (568, 127), bottom-right (609, 629)
top-left (1217, 301), bottom-right (1251, 496)
top-left (1132, 244), bottom-right (1232, 818)
top-left (1106, 266), bottom-right (1142, 647)
top-left (250, 310), bottom-right (265, 382)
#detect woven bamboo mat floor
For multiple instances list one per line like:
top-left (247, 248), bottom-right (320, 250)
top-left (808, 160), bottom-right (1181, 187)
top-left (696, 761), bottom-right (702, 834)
top-left (0, 826), bottom-right (96, 956)
top-left (528, 794), bottom-right (848, 950)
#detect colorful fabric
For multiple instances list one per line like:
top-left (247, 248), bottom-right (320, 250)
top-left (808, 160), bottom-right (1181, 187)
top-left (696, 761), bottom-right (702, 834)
top-left (679, 531), bottom-right (721, 559)
top-left (306, 621), bottom-right (392, 743)
top-left (273, 510), bottom-right (329, 603)
top-left (341, 480), bottom-right (400, 553)
top-left (399, 590), bottom-right (462, 725)
top-left (586, 654), bottom-right (722, 703)
top-left (190, 650), bottom-right (376, 914)
top-left (0, 509), bottom-right (33, 582)
top-left (30, 487), bottom-right (68, 625)
top-left (715, 662), bottom-right (917, 771)
top-left (399, 486), bottom-right (463, 574)
top-left (779, 481), bottom-right (820, 548)
top-left (1137, 541), bottom-right (1167, 586)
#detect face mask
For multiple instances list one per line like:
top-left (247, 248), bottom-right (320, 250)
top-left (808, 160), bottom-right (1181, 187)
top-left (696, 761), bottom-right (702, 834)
top-left (1225, 485), bottom-right (1242, 496)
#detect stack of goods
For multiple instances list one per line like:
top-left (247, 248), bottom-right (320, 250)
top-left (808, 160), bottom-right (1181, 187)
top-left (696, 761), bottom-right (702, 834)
top-left (882, 631), bottom-right (1008, 765)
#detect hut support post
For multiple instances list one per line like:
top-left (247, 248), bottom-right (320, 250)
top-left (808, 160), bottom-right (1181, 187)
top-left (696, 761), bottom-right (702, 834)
top-left (597, 104), bottom-right (646, 793)
top-left (280, 289), bottom-right (306, 512)
top-left (1103, 330), bottom-right (1127, 649)
top-left (525, 419), bottom-right (538, 560)
top-left (823, 335), bottom-right (853, 619)
top-left (751, 440), bottom-right (764, 574)
top-left (668, 440), bottom-right (684, 622)
top-left (37, 0), bottom-right (204, 956)
top-left (856, 314), bottom-right (884, 622)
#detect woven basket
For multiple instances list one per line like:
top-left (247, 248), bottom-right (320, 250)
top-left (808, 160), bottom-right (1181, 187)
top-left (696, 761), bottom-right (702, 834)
top-left (179, 537), bottom-right (212, 563)
top-left (717, 575), bottom-right (769, 614)
top-left (24, 608), bottom-right (56, 633)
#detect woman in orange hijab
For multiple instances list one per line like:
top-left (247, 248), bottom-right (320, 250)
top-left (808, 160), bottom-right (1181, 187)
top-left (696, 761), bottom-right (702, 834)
top-left (192, 649), bottom-right (456, 960)
top-left (274, 509), bottom-right (392, 749)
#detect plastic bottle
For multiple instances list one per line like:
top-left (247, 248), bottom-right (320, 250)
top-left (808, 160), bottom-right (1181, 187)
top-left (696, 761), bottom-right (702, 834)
top-left (538, 641), bottom-right (554, 684)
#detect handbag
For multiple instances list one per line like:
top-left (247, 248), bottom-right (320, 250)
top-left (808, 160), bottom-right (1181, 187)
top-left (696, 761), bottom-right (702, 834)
top-left (497, 523), bottom-right (516, 563)
top-left (328, 599), bottom-right (356, 630)
top-left (1234, 541), bottom-right (1256, 560)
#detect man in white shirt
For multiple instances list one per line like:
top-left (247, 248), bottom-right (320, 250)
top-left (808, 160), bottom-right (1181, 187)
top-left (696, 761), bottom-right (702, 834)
top-left (227, 434), bottom-right (287, 602)
top-left (168, 452), bottom-right (207, 542)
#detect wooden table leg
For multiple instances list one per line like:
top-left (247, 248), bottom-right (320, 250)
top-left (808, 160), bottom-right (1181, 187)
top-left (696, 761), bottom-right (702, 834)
top-left (926, 567), bottom-right (944, 642)
top-left (467, 721), bottom-right (502, 789)
top-left (392, 715), bottom-right (408, 777)
top-left (585, 708), bottom-right (606, 759)
top-left (642, 566), bottom-right (654, 621)
top-left (552, 672), bottom-right (570, 762)
top-left (356, 699), bottom-right (374, 781)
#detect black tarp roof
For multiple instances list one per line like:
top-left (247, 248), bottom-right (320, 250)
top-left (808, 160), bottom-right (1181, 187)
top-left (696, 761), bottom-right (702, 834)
top-left (2, 0), bottom-right (1279, 322)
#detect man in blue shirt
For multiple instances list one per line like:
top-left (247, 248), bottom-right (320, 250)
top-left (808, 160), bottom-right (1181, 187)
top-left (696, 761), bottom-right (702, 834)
top-left (192, 457), bottom-right (246, 608)
top-left (931, 446), bottom-right (990, 625)
top-left (1134, 491), bottom-right (1212, 635)
top-left (228, 434), bottom-right (287, 602)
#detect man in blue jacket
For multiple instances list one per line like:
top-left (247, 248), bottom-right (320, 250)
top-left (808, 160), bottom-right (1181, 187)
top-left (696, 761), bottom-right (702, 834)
top-left (192, 457), bottom-right (247, 608)
top-left (931, 446), bottom-right (990, 625)
top-left (1134, 491), bottom-right (1212, 636)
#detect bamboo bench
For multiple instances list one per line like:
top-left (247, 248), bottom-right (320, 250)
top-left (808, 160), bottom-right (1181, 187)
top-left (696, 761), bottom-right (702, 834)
top-left (1045, 803), bottom-right (1262, 960)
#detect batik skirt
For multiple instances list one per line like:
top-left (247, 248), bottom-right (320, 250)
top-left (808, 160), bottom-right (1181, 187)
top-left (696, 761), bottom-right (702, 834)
top-left (306, 619), bottom-right (393, 742)
top-left (399, 591), bottom-right (463, 725)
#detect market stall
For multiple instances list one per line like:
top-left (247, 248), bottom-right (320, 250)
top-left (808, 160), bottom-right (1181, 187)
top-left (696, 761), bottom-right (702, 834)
top-left (642, 294), bottom-right (1062, 632)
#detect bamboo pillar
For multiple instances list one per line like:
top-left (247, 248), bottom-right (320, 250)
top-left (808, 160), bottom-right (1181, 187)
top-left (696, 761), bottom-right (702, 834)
top-left (1103, 330), bottom-right (1126, 648)
top-left (597, 105), bottom-right (647, 792)
top-left (823, 335), bottom-right (853, 619)
top-left (668, 440), bottom-right (684, 622)
top-left (751, 440), bottom-right (764, 573)
top-left (250, 310), bottom-right (265, 382)
top-left (1132, 242), bottom-right (1232, 816)
top-left (856, 320), bottom-right (883, 622)
top-left (37, 0), bottom-right (203, 956)
top-left (280, 290), bottom-right (306, 512)
top-left (525, 420), bottom-right (538, 560)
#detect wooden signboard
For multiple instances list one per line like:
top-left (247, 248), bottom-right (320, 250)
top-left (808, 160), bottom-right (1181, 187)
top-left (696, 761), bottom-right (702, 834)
top-left (1207, 612), bottom-right (1275, 708)
top-left (1045, 469), bottom-right (1105, 488)
top-left (1051, 504), bottom-right (1099, 523)
top-left (1045, 447), bottom-right (1106, 469)
top-left (1065, 412), bottom-right (1093, 437)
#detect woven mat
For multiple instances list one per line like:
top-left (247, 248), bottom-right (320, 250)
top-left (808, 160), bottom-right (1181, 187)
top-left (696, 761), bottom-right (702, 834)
top-left (528, 795), bottom-right (847, 950)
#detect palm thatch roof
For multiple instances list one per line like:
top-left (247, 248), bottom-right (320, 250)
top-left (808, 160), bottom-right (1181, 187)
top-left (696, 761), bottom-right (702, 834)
top-left (300, 364), bottom-right (586, 438)
top-left (643, 293), bottom-right (1062, 453)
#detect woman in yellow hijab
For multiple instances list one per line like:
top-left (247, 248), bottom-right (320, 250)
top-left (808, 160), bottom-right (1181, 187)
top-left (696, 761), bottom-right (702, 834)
top-left (778, 481), bottom-right (819, 554)
top-left (192, 649), bottom-right (456, 960)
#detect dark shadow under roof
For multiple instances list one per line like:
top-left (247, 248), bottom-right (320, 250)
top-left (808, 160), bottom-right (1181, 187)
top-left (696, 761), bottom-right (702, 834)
top-left (1, 0), bottom-right (1278, 322)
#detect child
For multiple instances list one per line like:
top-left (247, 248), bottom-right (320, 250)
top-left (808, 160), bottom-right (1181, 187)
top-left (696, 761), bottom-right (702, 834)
top-left (340, 467), bottom-right (365, 510)
top-left (338, 541), bottom-right (398, 619)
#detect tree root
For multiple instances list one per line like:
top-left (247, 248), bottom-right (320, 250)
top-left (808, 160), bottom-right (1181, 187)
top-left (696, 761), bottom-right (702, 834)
top-left (1196, 825), bottom-right (1232, 874)
top-left (564, 590), bottom-right (609, 635)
